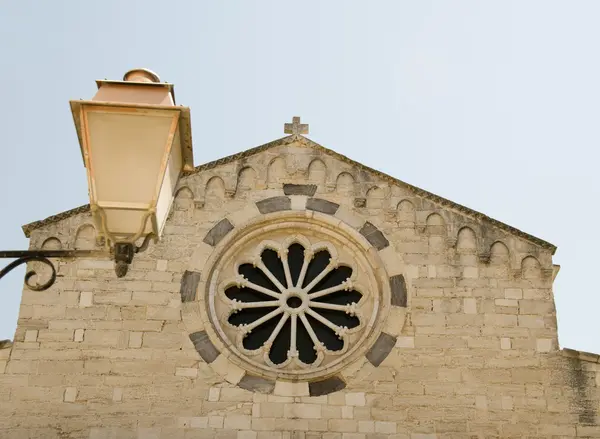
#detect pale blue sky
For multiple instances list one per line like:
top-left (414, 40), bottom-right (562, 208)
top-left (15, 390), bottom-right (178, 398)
top-left (1, 1), bottom-right (598, 353)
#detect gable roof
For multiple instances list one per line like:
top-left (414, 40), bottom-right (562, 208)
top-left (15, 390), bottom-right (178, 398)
top-left (21, 134), bottom-right (557, 254)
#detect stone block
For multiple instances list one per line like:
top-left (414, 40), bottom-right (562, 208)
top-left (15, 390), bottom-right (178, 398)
top-left (358, 421), bottom-right (375, 433)
top-left (137, 428), bottom-right (160, 439)
top-left (256, 196), bottom-right (291, 214)
top-left (93, 291), bottom-right (132, 305)
top-left (375, 421), bottom-right (396, 434)
top-left (345, 392), bottom-right (366, 407)
top-left (239, 374), bottom-right (276, 394)
top-left (329, 419), bottom-right (358, 433)
top-left (501, 395), bottom-right (513, 410)
top-left (309, 376), bottom-right (346, 396)
top-left (283, 184), bottom-right (317, 196)
top-left (463, 298), bottom-right (477, 314)
top-left (536, 338), bottom-right (552, 352)
top-left (156, 259), bottom-right (168, 271)
top-left (283, 403), bottom-right (322, 419)
top-left (306, 198), bottom-right (340, 215)
top-left (500, 337), bottom-right (511, 350)
top-left (112, 388), bottom-right (123, 402)
top-left (335, 205), bottom-right (365, 229)
top-left (24, 330), bottom-right (38, 342)
top-left (175, 367), bottom-right (198, 377)
top-left (475, 395), bottom-right (487, 410)
top-left (203, 218), bottom-right (235, 246)
top-left (359, 222), bottom-right (389, 250)
top-left (129, 332), bottom-right (143, 348)
top-left (504, 288), bottom-right (523, 299)
top-left (180, 270), bottom-right (201, 303)
top-left (274, 380), bottom-right (309, 397)
top-left (366, 332), bottom-right (396, 366)
top-left (220, 387), bottom-right (253, 402)
top-left (396, 336), bottom-right (415, 348)
top-left (189, 331), bottom-right (220, 363)
top-left (389, 275), bottom-right (407, 307)
top-left (208, 387), bottom-right (220, 402)
top-left (63, 387), bottom-right (77, 402)
top-left (146, 306), bottom-right (181, 321)
top-left (79, 291), bottom-right (93, 307)
top-left (518, 315), bottom-right (545, 328)
top-left (224, 414), bottom-right (252, 430)
top-left (209, 416), bottom-right (224, 428)
top-left (74, 329), bottom-right (84, 342)
top-left (495, 299), bottom-right (518, 307)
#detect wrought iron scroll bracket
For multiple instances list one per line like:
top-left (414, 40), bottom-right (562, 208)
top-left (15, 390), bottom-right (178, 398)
top-left (0, 234), bottom-right (156, 290)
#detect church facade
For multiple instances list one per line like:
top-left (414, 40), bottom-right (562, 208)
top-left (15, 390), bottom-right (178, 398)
top-left (1, 122), bottom-right (599, 438)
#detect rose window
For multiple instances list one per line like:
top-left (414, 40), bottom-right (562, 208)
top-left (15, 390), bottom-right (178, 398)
top-left (212, 231), bottom-right (376, 374)
top-left (207, 220), bottom-right (385, 380)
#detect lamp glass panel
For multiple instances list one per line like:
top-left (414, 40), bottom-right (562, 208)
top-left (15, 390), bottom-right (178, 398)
top-left (155, 127), bottom-right (183, 236)
top-left (85, 110), bottom-right (175, 206)
top-left (99, 208), bottom-right (153, 238)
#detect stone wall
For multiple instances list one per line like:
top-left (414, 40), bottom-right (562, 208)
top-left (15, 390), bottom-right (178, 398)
top-left (1, 137), bottom-right (598, 438)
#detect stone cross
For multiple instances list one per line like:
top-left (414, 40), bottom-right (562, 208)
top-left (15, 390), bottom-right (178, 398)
top-left (284, 116), bottom-right (309, 135)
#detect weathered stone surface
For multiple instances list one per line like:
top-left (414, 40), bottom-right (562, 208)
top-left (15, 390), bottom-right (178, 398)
top-left (359, 222), bottom-right (389, 250)
top-left (203, 218), bottom-right (234, 246)
top-left (309, 376), bottom-right (346, 396)
top-left (306, 198), bottom-right (339, 215)
top-left (189, 331), bottom-right (220, 363)
top-left (238, 374), bottom-right (275, 394)
top-left (1, 134), bottom-right (590, 438)
top-left (366, 332), bottom-right (396, 366)
top-left (283, 184), bottom-right (317, 196)
top-left (256, 196), bottom-right (291, 213)
top-left (389, 274), bottom-right (407, 307)
top-left (180, 270), bottom-right (201, 303)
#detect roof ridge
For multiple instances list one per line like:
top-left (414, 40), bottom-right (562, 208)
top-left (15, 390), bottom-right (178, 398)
top-left (21, 134), bottom-right (557, 253)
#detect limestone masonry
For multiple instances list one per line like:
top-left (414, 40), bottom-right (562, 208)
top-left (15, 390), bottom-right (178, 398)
top-left (1, 133), bottom-right (598, 438)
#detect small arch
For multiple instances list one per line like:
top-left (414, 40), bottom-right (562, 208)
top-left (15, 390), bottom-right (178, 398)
top-left (308, 159), bottom-right (327, 187)
top-left (236, 167), bottom-right (257, 195)
top-left (205, 176), bottom-right (226, 209)
top-left (267, 157), bottom-right (286, 188)
top-left (521, 256), bottom-right (542, 279)
top-left (74, 224), bottom-right (97, 250)
top-left (490, 241), bottom-right (510, 265)
top-left (456, 227), bottom-right (477, 253)
top-left (366, 186), bottom-right (385, 209)
top-left (397, 200), bottom-right (415, 226)
top-left (174, 186), bottom-right (194, 210)
top-left (335, 172), bottom-right (355, 196)
top-left (425, 213), bottom-right (446, 236)
top-left (41, 237), bottom-right (62, 250)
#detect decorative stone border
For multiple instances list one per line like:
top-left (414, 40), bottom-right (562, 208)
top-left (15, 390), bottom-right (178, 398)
top-left (181, 192), bottom-right (407, 396)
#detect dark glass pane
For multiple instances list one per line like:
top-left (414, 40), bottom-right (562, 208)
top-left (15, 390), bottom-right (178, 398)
top-left (261, 249), bottom-right (287, 288)
top-left (307, 313), bottom-right (344, 351)
top-left (287, 243), bottom-right (305, 287)
top-left (269, 318), bottom-right (291, 365)
top-left (228, 307), bottom-right (277, 327)
top-left (309, 266), bottom-right (353, 294)
top-left (238, 310), bottom-right (279, 351)
top-left (239, 263), bottom-right (279, 293)
top-left (297, 318), bottom-right (317, 364)
top-left (225, 286), bottom-right (274, 303)
top-left (312, 289), bottom-right (362, 305)
top-left (312, 308), bottom-right (360, 329)
top-left (302, 250), bottom-right (330, 288)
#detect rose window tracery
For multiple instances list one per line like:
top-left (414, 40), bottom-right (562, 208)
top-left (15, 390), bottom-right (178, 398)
top-left (207, 218), bottom-right (387, 380)
top-left (224, 239), bottom-right (363, 367)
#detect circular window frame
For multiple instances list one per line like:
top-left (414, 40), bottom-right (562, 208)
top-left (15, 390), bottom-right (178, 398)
top-left (201, 211), bottom-right (391, 382)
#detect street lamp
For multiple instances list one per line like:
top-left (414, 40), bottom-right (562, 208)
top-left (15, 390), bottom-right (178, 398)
top-left (0, 69), bottom-right (194, 288)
